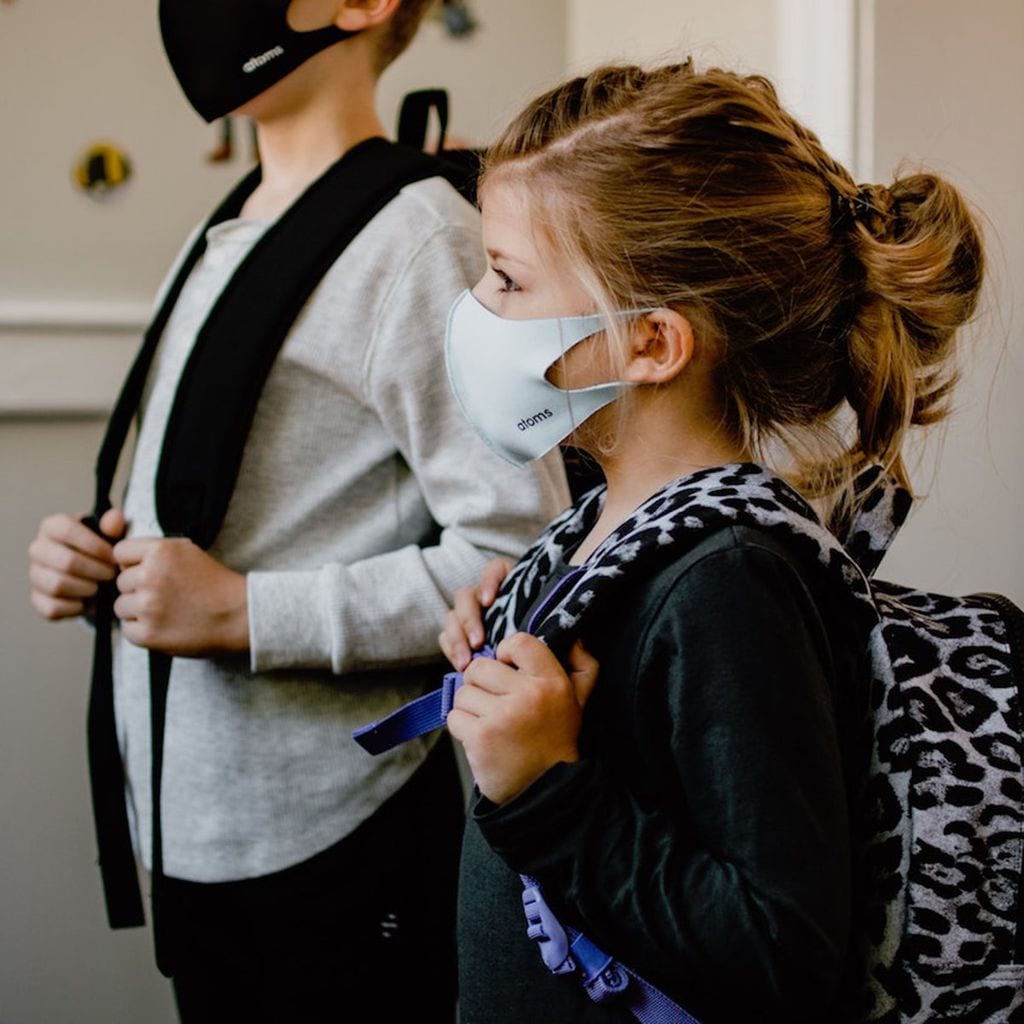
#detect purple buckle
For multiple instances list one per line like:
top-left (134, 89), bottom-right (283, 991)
top-left (582, 962), bottom-right (629, 1003)
top-left (570, 932), bottom-right (630, 1004)
top-left (521, 884), bottom-right (574, 974)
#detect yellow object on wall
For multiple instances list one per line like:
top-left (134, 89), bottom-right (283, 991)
top-left (73, 142), bottom-right (132, 195)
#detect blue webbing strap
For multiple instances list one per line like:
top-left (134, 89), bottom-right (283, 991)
top-left (353, 565), bottom-right (586, 755)
top-left (351, 645), bottom-right (495, 755)
top-left (521, 875), bottom-right (701, 1024)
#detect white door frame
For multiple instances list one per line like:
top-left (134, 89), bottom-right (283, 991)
top-left (774, 0), bottom-right (874, 181)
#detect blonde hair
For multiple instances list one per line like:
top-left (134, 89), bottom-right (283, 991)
top-left (482, 62), bottom-right (985, 521)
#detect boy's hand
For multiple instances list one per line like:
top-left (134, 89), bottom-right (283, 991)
top-left (112, 538), bottom-right (249, 658)
top-left (439, 557), bottom-right (513, 670)
top-left (447, 633), bottom-right (599, 805)
top-left (29, 508), bottom-right (125, 620)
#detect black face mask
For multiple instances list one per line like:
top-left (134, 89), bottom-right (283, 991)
top-left (159, 0), bottom-right (355, 123)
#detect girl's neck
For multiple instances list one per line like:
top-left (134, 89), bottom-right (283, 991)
top-left (569, 403), bottom-right (750, 566)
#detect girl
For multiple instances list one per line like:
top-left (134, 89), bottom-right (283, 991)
top-left (440, 62), bottom-right (983, 1023)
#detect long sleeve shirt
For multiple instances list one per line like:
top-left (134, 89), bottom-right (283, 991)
top-left (115, 175), bottom-right (570, 882)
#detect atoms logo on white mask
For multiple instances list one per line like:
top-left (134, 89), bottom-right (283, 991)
top-left (518, 410), bottom-right (554, 432)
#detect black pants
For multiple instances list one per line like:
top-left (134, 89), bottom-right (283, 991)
top-left (164, 736), bottom-right (464, 1024)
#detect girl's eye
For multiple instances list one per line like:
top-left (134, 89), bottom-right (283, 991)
top-left (494, 268), bottom-right (521, 293)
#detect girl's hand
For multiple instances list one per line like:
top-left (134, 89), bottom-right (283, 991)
top-left (439, 557), bottom-right (514, 670)
top-left (29, 508), bottom-right (125, 620)
top-left (447, 633), bottom-right (599, 805)
top-left (112, 537), bottom-right (248, 657)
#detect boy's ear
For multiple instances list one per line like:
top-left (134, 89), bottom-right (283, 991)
top-left (622, 310), bottom-right (695, 385)
top-left (286, 0), bottom-right (399, 32)
top-left (333, 0), bottom-right (402, 32)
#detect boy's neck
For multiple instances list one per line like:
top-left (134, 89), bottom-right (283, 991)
top-left (239, 45), bottom-right (388, 222)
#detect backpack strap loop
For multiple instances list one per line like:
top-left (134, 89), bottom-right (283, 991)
top-left (397, 88), bottom-right (450, 152)
top-left (351, 645), bottom-right (495, 754)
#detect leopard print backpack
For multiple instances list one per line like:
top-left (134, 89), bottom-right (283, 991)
top-left (844, 485), bottom-right (1024, 1022)
top-left (356, 461), bottom-right (1023, 1021)
top-left (478, 462), bottom-right (1024, 1023)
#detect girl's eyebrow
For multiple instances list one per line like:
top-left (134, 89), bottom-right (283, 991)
top-left (486, 248), bottom-right (529, 266)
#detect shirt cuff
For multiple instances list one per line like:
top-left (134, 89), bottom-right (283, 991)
top-left (473, 759), bottom-right (599, 876)
top-left (247, 570), bottom-right (334, 673)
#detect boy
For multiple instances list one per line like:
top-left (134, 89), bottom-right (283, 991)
top-left (27, 1), bottom-right (569, 1019)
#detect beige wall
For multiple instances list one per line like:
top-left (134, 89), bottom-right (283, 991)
top-left (567, 0), bottom-right (777, 73)
top-left (869, 0), bottom-right (1024, 604)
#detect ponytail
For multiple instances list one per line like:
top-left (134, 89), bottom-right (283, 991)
top-left (842, 174), bottom-right (984, 490)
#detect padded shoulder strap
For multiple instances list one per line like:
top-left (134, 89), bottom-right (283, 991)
top-left (85, 138), bottom-right (444, 941)
top-left (91, 166), bottom-right (261, 522)
top-left (155, 137), bottom-right (443, 545)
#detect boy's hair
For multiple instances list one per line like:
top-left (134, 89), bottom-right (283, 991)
top-left (481, 61), bottom-right (985, 521)
top-left (375, 0), bottom-right (436, 72)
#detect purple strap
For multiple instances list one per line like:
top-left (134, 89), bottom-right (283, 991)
top-left (351, 645), bottom-right (495, 755)
top-left (353, 566), bottom-right (585, 755)
top-left (521, 875), bottom-right (701, 1024)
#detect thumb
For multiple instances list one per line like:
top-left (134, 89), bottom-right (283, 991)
top-left (99, 507), bottom-right (127, 541)
top-left (566, 639), bottom-right (599, 707)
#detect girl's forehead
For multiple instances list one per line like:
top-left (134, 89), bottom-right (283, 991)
top-left (479, 179), bottom-right (559, 269)
top-left (480, 181), bottom-right (534, 239)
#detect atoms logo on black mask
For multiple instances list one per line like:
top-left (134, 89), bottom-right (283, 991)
top-left (243, 45), bottom-right (285, 74)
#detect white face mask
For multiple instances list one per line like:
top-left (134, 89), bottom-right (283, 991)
top-left (445, 289), bottom-right (638, 468)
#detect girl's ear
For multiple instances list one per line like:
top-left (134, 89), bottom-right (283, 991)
top-left (622, 309), bottom-right (695, 385)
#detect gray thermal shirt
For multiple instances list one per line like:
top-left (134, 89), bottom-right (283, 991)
top-left (114, 176), bottom-right (570, 882)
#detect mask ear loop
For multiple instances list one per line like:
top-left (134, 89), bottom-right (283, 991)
top-left (552, 309), bottom-right (648, 443)
top-left (556, 318), bottom-right (580, 439)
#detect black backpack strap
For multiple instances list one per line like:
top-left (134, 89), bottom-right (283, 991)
top-left (85, 167), bottom-right (259, 933)
top-left (396, 88), bottom-right (482, 205)
top-left (90, 168), bottom-right (261, 525)
top-left (86, 138), bottom-right (445, 961)
top-left (156, 137), bottom-right (443, 544)
top-left (397, 88), bottom-right (450, 152)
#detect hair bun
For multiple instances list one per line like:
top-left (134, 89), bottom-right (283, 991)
top-left (844, 172), bottom-right (984, 475)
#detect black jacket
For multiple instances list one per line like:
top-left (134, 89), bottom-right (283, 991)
top-left (458, 525), bottom-right (867, 1024)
